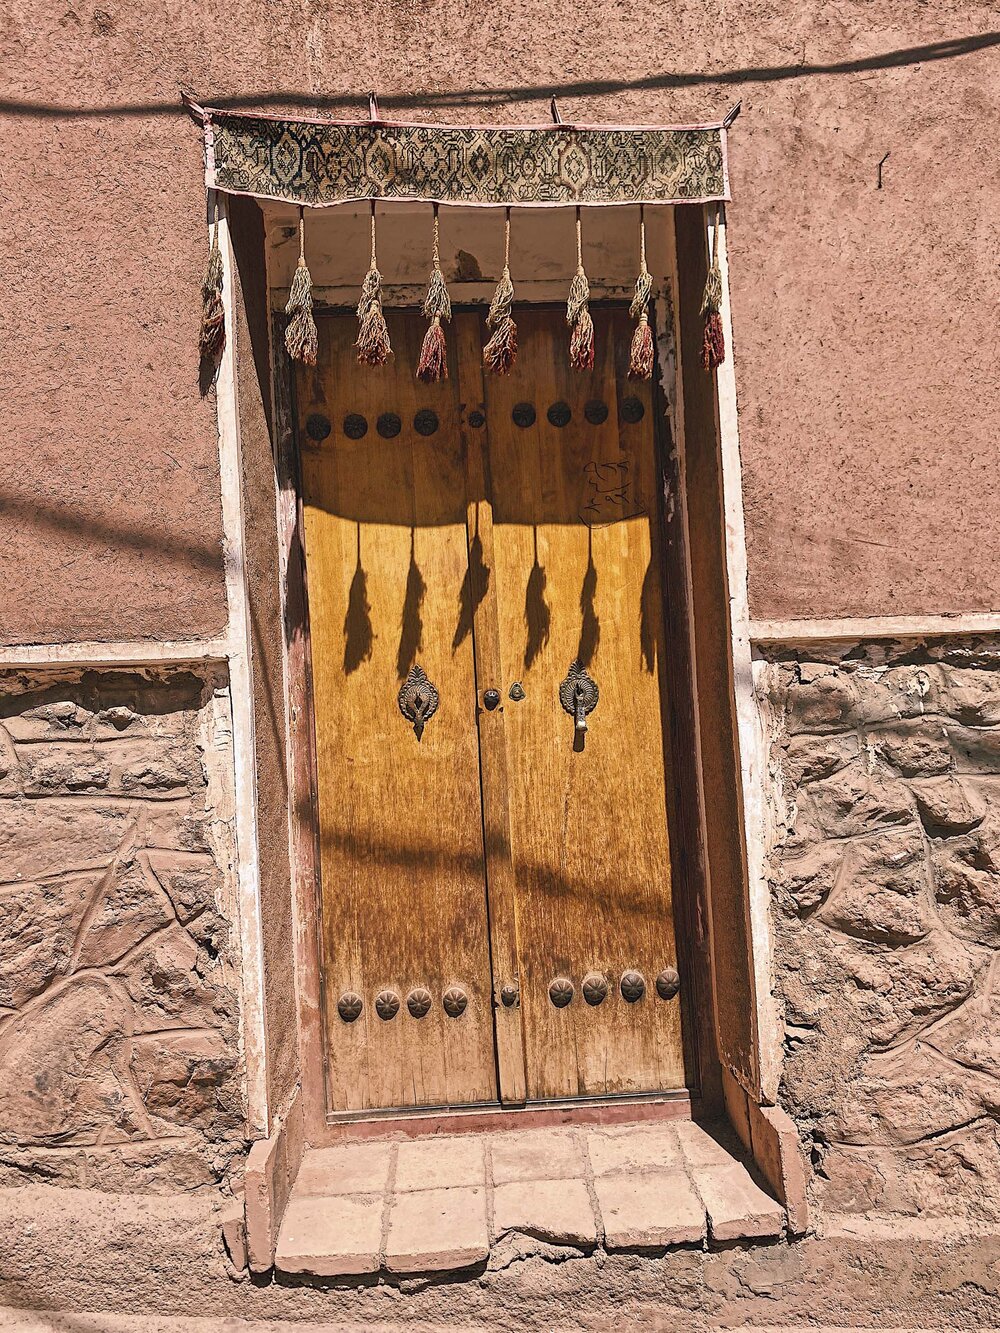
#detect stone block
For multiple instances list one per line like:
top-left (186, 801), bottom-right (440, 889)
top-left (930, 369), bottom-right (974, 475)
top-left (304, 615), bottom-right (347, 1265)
top-left (76, 858), bottom-right (175, 969)
top-left (946, 670), bottom-right (1000, 726)
top-left (596, 1169), bottom-right (705, 1249)
top-left (394, 1134), bottom-right (485, 1192)
top-left (385, 1186), bottom-right (488, 1273)
top-left (782, 732), bottom-right (860, 786)
top-left (807, 763), bottom-right (914, 841)
top-left (0, 798), bottom-right (134, 884)
top-left (493, 1178), bottom-right (597, 1246)
top-left (871, 718), bottom-right (952, 777)
top-left (778, 843), bottom-right (843, 916)
top-left (16, 742), bottom-right (112, 796)
top-left (696, 1161), bottom-right (784, 1241)
top-left (586, 1123), bottom-right (681, 1176)
top-left (746, 1101), bottom-right (810, 1236)
top-left (817, 827), bottom-right (935, 944)
top-left (912, 775), bottom-right (986, 834)
top-left (946, 724), bottom-right (1000, 773)
top-left (276, 1193), bottom-right (382, 1276)
top-left (113, 926), bottom-right (232, 1030)
top-left (145, 852), bottom-right (224, 923)
top-left (931, 824), bottom-right (1000, 945)
top-left (784, 669), bottom-right (858, 733)
top-left (294, 1141), bottom-right (393, 1198)
top-left (851, 665), bottom-right (949, 726)
top-left (489, 1128), bottom-right (585, 1184)
top-left (0, 872), bottom-right (95, 1007)
top-left (131, 1030), bottom-right (242, 1135)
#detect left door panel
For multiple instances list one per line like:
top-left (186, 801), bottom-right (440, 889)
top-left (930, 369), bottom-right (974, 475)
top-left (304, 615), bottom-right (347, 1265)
top-left (298, 313), bottom-right (498, 1113)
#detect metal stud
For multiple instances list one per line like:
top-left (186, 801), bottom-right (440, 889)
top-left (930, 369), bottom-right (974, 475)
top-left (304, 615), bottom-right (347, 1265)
top-left (549, 977), bottom-right (574, 1008)
top-left (375, 990), bottom-right (400, 1020)
top-left (584, 399), bottom-right (608, 425)
top-left (512, 402), bottom-right (536, 428)
top-left (305, 412), bottom-right (332, 441)
top-left (500, 982), bottom-right (520, 1008)
top-left (620, 396), bottom-right (645, 424)
top-left (547, 401), bottom-right (572, 427)
top-left (376, 412), bottom-right (402, 438)
top-left (620, 970), bottom-right (646, 1003)
top-left (413, 409), bottom-right (439, 436)
top-left (582, 973), bottom-right (609, 1006)
top-left (443, 986), bottom-right (468, 1018)
top-left (343, 413), bottom-right (369, 439)
top-left (468, 409), bottom-right (486, 428)
top-left (407, 987), bottom-right (433, 1018)
top-left (655, 968), bottom-right (681, 1001)
top-left (337, 992), bottom-right (363, 1023)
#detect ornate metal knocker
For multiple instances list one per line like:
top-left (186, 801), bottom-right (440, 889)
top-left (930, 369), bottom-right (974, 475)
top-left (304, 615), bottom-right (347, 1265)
top-left (559, 659), bottom-right (599, 751)
top-left (398, 665), bottom-right (439, 741)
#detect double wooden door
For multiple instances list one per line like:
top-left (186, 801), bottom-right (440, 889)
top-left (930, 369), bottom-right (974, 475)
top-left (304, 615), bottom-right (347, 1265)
top-left (298, 307), bottom-right (686, 1114)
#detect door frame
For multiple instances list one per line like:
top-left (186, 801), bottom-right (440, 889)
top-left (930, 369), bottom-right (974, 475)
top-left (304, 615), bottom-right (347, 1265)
top-left (270, 273), bottom-right (723, 1144)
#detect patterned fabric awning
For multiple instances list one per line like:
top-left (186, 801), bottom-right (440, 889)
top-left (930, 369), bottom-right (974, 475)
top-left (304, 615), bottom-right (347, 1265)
top-left (203, 110), bottom-right (730, 208)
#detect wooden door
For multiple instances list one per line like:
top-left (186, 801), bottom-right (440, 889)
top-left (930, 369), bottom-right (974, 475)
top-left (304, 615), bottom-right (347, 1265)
top-left (298, 314), bottom-right (497, 1112)
top-left (477, 306), bottom-right (685, 1100)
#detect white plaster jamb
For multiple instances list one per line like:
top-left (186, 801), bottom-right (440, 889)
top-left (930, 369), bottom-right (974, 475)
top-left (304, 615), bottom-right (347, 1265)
top-left (711, 209), bottom-right (782, 1105)
top-left (0, 639), bottom-right (231, 668)
top-left (215, 196), bottom-right (271, 1137)
top-left (750, 612), bottom-right (1000, 644)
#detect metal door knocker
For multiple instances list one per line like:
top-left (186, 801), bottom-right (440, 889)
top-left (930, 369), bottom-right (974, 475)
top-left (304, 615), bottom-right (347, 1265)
top-left (559, 659), bottom-right (599, 751)
top-left (398, 665), bottom-right (439, 741)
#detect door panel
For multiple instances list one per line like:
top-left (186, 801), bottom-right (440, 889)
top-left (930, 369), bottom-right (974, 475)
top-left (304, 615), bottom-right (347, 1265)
top-left (479, 307), bottom-right (685, 1099)
top-left (298, 313), bottom-right (498, 1112)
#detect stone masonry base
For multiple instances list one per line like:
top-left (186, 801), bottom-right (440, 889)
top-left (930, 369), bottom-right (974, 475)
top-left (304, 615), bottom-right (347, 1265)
top-left (2, 1185), bottom-right (998, 1329)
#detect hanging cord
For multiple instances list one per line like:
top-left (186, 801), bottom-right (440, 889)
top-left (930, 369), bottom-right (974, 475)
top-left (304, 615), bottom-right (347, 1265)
top-left (566, 207), bottom-right (594, 372)
top-left (628, 204), bottom-right (655, 380)
top-left (199, 198), bottom-right (226, 361)
top-left (417, 204), bottom-right (451, 382)
top-left (285, 206), bottom-right (318, 365)
top-left (356, 200), bottom-right (392, 366)
top-left (483, 207), bottom-right (517, 375)
top-left (700, 206), bottom-right (725, 370)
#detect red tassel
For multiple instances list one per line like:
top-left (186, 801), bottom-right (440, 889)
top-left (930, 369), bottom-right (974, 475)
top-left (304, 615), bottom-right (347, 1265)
top-left (701, 311), bottom-right (725, 370)
top-left (628, 314), bottom-right (654, 380)
top-left (417, 316), bottom-right (448, 383)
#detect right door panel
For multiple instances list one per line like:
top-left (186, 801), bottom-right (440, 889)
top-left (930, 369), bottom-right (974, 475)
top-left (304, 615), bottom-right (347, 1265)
top-left (482, 306), bottom-right (685, 1100)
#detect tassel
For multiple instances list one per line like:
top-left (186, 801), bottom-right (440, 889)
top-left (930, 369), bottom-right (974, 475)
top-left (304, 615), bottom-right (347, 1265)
top-left (567, 208), bottom-right (594, 372)
top-left (700, 208), bottom-right (726, 371)
top-left (356, 202), bottom-right (392, 366)
top-left (285, 206), bottom-right (318, 366)
top-left (483, 208), bottom-right (517, 375)
top-left (199, 204), bottom-right (225, 361)
top-left (628, 205), bottom-right (654, 380)
top-left (417, 205), bottom-right (451, 382)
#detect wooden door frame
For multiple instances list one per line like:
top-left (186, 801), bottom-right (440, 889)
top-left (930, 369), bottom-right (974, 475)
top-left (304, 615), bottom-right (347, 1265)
top-left (270, 271), bottom-right (724, 1145)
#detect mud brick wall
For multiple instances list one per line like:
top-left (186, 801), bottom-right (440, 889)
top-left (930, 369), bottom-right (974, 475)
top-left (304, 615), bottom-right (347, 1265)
top-left (0, 668), bottom-right (246, 1192)
top-left (765, 642), bottom-right (1000, 1221)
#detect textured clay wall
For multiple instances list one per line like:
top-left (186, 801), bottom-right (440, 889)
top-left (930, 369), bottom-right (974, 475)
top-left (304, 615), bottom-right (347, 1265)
top-left (4, 3), bottom-right (999, 640)
top-left (0, 668), bottom-right (246, 1191)
top-left (766, 641), bottom-right (1000, 1220)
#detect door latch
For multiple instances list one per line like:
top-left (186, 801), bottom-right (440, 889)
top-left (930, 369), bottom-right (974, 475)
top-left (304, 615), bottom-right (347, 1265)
top-left (559, 659), bottom-right (599, 751)
top-left (398, 665), bottom-right (439, 741)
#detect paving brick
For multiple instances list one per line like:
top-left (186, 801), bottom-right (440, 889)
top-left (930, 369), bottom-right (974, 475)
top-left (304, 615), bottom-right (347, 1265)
top-left (587, 1123), bottom-right (682, 1176)
top-left (275, 1193), bottom-right (382, 1276)
top-left (595, 1169), bottom-right (706, 1249)
top-left (489, 1128), bottom-right (585, 1184)
top-left (293, 1142), bottom-right (392, 1198)
top-left (493, 1178), bottom-right (597, 1247)
top-left (674, 1120), bottom-right (741, 1170)
top-left (394, 1134), bottom-right (486, 1192)
top-left (384, 1186), bottom-right (488, 1273)
top-left (696, 1161), bottom-right (785, 1241)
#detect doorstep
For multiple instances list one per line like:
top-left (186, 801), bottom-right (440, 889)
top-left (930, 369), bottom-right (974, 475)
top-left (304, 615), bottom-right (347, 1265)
top-left (275, 1117), bottom-right (785, 1278)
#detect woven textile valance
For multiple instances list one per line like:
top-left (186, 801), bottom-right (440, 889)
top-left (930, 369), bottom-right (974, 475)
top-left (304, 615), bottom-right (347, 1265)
top-left (203, 110), bottom-right (730, 208)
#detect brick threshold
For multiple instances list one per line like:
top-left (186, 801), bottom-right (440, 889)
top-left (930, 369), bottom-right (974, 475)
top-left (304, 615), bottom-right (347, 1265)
top-left (275, 1115), bottom-right (787, 1279)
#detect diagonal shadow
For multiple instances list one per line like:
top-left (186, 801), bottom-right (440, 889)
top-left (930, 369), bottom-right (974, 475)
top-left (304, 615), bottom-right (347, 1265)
top-left (344, 523), bottom-right (374, 675)
top-left (396, 528), bottom-right (426, 682)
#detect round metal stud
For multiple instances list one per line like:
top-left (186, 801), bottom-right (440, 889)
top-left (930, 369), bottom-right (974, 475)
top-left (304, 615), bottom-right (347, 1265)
top-left (512, 402), bottom-right (536, 428)
top-left (343, 413), bottom-right (369, 440)
top-left (655, 968), bottom-right (681, 1001)
top-left (549, 977), bottom-right (575, 1008)
top-left (620, 970), bottom-right (646, 1003)
top-left (584, 400), bottom-right (609, 426)
top-left (620, 396), bottom-right (645, 424)
top-left (500, 983), bottom-right (520, 1008)
top-left (468, 409), bottom-right (486, 429)
top-left (443, 986), bottom-right (469, 1018)
top-left (413, 409), bottom-right (439, 436)
top-left (483, 688), bottom-right (501, 711)
top-left (547, 401), bottom-right (572, 428)
top-left (582, 973), bottom-right (609, 1006)
top-left (376, 412), bottom-right (402, 439)
top-left (305, 412), bottom-right (332, 442)
top-left (337, 992), bottom-right (363, 1023)
top-left (407, 987), bottom-right (433, 1019)
top-left (375, 990), bottom-right (400, 1020)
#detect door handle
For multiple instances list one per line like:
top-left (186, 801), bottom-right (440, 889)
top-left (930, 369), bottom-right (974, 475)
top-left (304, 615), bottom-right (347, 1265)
top-left (398, 665), bottom-right (439, 741)
top-left (559, 660), bottom-right (599, 751)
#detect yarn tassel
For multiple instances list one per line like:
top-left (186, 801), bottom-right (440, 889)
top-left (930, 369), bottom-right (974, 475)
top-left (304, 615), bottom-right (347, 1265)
top-left (628, 205), bottom-right (654, 380)
top-left (483, 208), bottom-right (517, 375)
top-left (199, 205), bottom-right (225, 361)
top-left (701, 209), bottom-right (725, 371)
top-left (285, 207), bottom-right (318, 366)
top-left (356, 202), bottom-right (392, 366)
top-left (567, 208), bottom-right (594, 372)
top-left (417, 204), bottom-right (451, 382)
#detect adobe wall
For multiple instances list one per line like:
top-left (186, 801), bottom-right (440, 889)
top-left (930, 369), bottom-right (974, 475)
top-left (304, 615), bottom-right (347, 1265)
top-left (0, 667), bottom-right (246, 1193)
top-left (4, 3), bottom-right (998, 644)
top-left (763, 639), bottom-right (1000, 1222)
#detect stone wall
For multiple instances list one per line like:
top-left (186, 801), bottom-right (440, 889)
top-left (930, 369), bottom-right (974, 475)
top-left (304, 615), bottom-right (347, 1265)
top-left (765, 641), bottom-right (1000, 1221)
top-left (0, 667), bottom-right (246, 1192)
